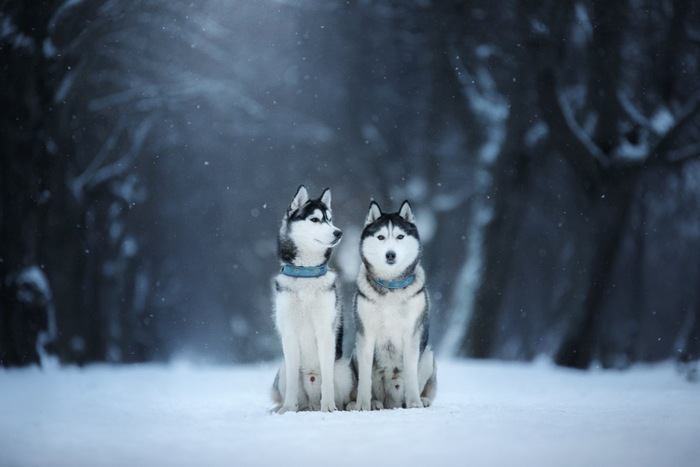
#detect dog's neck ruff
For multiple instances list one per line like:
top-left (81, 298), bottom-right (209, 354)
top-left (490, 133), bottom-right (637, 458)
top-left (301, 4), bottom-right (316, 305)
top-left (372, 274), bottom-right (416, 290)
top-left (281, 263), bottom-right (328, 278)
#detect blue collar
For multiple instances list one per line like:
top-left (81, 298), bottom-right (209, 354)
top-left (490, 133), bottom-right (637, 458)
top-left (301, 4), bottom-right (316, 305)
top-left (280, 263), bottom-right (328, 278)
top-left (372, 274), bottom-right (416, 290)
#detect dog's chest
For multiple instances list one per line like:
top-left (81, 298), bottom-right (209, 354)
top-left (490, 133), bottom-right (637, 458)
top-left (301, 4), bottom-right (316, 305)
top-left (275, 273), bottom-right (338, 370)
top-left (275, 273), bottom-right (337, 328)
top-left (362, 291), bottom-right (424, 342)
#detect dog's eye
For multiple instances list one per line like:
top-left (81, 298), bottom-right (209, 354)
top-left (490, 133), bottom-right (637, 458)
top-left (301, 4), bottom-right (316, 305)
top-left (310, 218), bottom-right (320, 223)
top-left (377, 235), bottom-right (385, 240)
top-left (397, 234), bottom-right (405, 240)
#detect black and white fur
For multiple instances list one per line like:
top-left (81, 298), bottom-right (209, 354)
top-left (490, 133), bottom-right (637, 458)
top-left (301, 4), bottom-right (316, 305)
top-left (271, 186), bottom-right (355, 413)
top-left (348, 200), bottom-right (437, 410)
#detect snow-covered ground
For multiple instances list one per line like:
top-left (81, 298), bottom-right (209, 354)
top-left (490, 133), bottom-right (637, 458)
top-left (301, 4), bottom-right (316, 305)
top-left (1, 359), bottom-right (698, 467)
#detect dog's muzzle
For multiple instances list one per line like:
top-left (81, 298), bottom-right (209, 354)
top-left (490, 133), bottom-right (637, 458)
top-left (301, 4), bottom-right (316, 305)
top-left (330, 230), bottom-right (343, 246)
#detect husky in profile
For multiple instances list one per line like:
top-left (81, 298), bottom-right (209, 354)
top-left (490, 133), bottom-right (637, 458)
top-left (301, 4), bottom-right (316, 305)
top-left (348, 200), bottom-right (436, 410)
top-left (271, 186), bottom-right (355, 413)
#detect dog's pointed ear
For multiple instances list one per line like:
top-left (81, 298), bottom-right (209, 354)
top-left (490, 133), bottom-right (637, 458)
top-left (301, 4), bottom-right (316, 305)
top-left (289, 185), bottom-right (309, 214)
top-left (320, 188), bottom-right (332, 210)
top-left (399, 200), bottom-right (415, 223)
top-left (365, 201), bottom-right (382, 226)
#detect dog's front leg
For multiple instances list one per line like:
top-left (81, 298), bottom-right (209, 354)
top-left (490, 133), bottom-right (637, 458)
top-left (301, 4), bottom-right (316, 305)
top-left (316, 324), bottom-right (337, 412)
top-left (353, 332), bottom-right (375, 411)
top-left (402, 333), bottom-right (423, 409)
top-left (279, 329), bottom-right (301, 414)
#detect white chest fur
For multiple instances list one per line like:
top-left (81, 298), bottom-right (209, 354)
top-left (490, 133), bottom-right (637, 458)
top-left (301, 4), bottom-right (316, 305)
top-left (274, 271), bottom-right (338, 371)
top-left (360, 290), bottom-right (424, 343)
top-left (356, 266), bottom-right (427, 365)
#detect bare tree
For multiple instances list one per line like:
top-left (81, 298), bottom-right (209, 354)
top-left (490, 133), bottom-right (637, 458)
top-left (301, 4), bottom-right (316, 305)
top-left (533, 0), bottom-right (700, 368)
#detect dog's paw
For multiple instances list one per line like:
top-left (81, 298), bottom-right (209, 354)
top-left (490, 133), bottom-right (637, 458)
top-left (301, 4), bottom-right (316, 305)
top-left (371, 400), bottom-right (384, 410)
top-left (277, 403), bottom-right (298, 414)
top-left (348, 398), bottom-right (372, 411)
top-left (420, 397), bottom-right (432, 408)
top-left (308, 401), bottom-right (321, 411)
top-left (320, 400), bottom-right (337, 412)
top-left (405, 398), bottom-right (423, 409)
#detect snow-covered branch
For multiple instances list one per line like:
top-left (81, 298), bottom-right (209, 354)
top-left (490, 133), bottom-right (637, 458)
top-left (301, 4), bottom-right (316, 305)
top-left (617, 90), bottom-right (654, 133)
top-left (536, 69), bottom-right (602, 183)
top-left (70, 116), bottom-right (126, 199)
top-left (450, 51), bottom-right (508, 165)
top-left (646, 91), bottom-right (700, 166)
top-left (88, 118), bottom-right (155, 191)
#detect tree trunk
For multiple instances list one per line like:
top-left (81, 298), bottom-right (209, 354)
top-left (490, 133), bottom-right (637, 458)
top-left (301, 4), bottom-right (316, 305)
top-left (458, 2), bottom-right (536, 358)
top-left (679, 311), bottom-right (700, 365)
top-left (0, 1), bottom-right (60, 366)
top-left (422, 13), bottom-right (477, 320)
top-left (657, 0), bottom-right (690, 103)
top-left (622, 194), bottom-right (648, 366)
top-left (554, 178), bottom-right (638, 368)
top-left (458, 127), bottom-right (531, 358)
top-left (589, 0), bottom-right (625, 154)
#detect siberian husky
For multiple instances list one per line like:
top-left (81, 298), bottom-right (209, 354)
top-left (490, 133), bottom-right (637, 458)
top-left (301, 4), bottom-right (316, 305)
top-left (348, 200), bottom-right (437, 410)
top-left (271, 186), bottom-right (355, 413)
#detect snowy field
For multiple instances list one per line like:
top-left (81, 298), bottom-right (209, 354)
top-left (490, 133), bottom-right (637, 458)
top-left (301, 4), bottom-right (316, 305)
top-left (1, 359), bottom-right (698, 467)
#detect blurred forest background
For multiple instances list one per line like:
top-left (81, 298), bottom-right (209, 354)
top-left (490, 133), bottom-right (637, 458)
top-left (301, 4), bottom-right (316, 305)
top-left (2, 0), bottom-right (700, 372)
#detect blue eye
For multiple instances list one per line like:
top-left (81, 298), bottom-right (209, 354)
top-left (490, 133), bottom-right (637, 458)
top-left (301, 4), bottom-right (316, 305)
top-left (377, 235), bottom-right (385, 240)
top-left (397, 234), bottom-right (405, 240)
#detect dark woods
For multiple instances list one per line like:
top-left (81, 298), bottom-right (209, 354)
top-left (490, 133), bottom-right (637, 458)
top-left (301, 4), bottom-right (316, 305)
top-left (1, 1), bottom-right (699, 372)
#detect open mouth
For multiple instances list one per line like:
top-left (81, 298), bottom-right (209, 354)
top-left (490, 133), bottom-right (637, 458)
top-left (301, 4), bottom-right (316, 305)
top-left (386, 258), bottom-right (396, 265)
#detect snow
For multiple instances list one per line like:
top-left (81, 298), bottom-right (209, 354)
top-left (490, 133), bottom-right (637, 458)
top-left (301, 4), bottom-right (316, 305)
top-left (651, 107), bottom-right (674, 135)
top-left (616, 139), bottom-right (650, 161)
top-left (53, 70), bottom-right (76, 103)
top-left (440, 203), bottom-right (490, 355)
top-left (450, 56), bottom-right (507, 165)
top-left (573, 3), bottom-right (593, 45)
top-left (1, 360), bottom-right (698, 467)
top-left (15, 266), bottom-right (52, 303)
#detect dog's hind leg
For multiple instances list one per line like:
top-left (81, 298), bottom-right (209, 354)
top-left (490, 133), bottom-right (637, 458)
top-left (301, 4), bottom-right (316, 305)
top-left (302, 370), bottom-right (322, 410)
top-left (333, 358), bottom-right (355, 410)
top-left (384, 367), bottom-right (405, 409)
top-left (274, 364), bottom-right (311, 412)
top-left (370, 366), bottom-right (390, 409)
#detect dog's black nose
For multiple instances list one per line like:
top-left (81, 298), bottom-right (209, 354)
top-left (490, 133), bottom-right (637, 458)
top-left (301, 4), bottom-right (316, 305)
top-left (333, 230), bottom-right (343, 239)
top-left (386, 251), bottom-right (396, 262)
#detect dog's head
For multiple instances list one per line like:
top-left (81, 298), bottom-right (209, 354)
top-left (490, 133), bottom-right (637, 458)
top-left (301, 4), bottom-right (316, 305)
top-left (360, 200), bottom-right (420, 280)
top-left (279, 185), bottom-right (342, 264)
